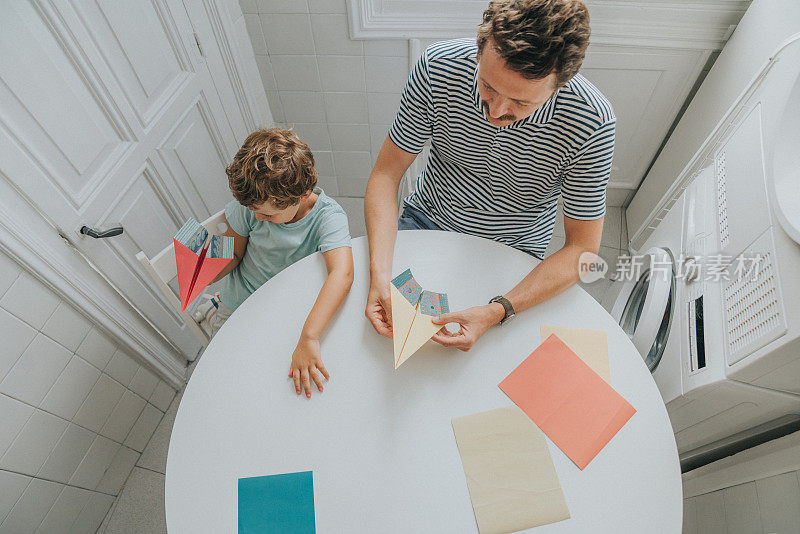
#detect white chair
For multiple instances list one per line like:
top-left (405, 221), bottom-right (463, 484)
top-left (136, 210), bottom-right (229, 352)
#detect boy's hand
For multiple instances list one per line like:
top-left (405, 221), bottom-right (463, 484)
top-left (288, 336), bottom-right (329, 398)
top-left (365, 278), bottom-right (393, 338)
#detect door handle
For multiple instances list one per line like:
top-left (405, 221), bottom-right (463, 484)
top-left (80, 225), bottom-right (124, 239)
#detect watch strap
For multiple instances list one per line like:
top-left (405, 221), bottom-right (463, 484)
top-left (489, 296), bottom-right (515, 324)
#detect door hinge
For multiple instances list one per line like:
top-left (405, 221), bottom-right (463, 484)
top-left (193, 32), bottom-right (205, 58)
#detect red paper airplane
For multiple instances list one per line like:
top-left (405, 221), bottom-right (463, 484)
top-left (173, 219), bottom-right (234, 311)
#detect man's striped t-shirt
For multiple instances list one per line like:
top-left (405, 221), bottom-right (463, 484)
top-left (389, 38), bottom-right (616, 259)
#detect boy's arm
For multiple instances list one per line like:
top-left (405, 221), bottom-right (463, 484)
top-left (210, 216), bottom-right (248, 283)
top-left (290, 246), bottom-right (355, 397)
top-left (299, 246), bottom-right (354, 339)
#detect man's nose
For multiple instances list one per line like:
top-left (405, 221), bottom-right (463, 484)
top-left (491, 99), bottom-right (511, 118)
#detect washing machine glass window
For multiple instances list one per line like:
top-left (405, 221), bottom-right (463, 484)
top-left (620, 264), bottom-right (676, 372)
top-left (620, 270), bottom-right (651, 338)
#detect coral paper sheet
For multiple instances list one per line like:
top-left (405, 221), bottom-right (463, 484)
top-left (498, 334), bottom-right (636, 470)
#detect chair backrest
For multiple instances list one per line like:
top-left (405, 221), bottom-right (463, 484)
top-left (135, 210), bottom-right (229, 350)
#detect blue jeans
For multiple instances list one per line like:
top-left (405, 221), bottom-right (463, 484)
top-left (398, 205), bottom-right (442, 231)
top-left (398, 205), bottom-right (544, 259)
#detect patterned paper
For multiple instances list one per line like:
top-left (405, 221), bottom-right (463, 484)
top-left (174, 218), bottom-right (208, 254)
top-left (418, 290), bottom-right (449, 317)
top-left (207, 233), bottom-right (234, 259)
top-left (391, 268), bottom-right (452, 368)
top-left (391, 268), bottom-right (423, 306)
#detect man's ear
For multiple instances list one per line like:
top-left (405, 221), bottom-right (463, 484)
top-left (300, 190), bottom-right (313, 201)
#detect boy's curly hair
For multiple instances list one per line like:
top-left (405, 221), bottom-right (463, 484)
top-left (477, 0), bottom-right (590, 88)
top-left (226, 128), bottom-right (318, 209)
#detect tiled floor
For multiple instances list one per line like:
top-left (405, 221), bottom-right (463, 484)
top-left (97, 392), bottom-right (181, 533)
top-left (558, 205), bottom-right (628, 307)
top-left (95, 210), bottom-right (628, 532)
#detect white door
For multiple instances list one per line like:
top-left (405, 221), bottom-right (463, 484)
top-left (0, 0), bottom-right (251, 359)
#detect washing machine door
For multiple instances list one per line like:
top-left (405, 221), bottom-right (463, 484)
top-left (609, 247), bottom-right (675, 371)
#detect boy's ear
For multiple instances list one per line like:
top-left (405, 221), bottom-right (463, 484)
top-left (300, 190), bottom-right (313, 201)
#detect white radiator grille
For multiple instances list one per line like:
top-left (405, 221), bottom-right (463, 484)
top-left (724, 249), bottom-right (784, 364)
top-left (715, 151), bottom-right (730, 248)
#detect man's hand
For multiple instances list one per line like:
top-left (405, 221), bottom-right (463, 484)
top-left (288, 336), bottom-right (329, 398)
top-left (365, 279), bottom-right (393, 338)
top-left (430, 303), bottom-right (505, 351)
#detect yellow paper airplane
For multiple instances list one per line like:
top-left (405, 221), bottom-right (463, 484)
top-left (390, 269), bottom-right (449, 368)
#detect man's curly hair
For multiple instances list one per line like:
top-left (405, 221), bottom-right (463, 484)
top-left (226, 128), bottom-right (317, 209)
top-left (477, 0), bottom-right (590, 87)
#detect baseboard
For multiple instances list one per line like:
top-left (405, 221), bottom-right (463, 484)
top-left (682, 425), bottom-right (800, 498)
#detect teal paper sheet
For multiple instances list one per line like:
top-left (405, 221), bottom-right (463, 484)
top-left (238, 471), bottom-right (316, 533)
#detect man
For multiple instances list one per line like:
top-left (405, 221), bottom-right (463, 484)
top-left (364, 0), bottom-right (615, 351)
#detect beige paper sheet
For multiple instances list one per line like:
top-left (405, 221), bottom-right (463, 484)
top-left (540, 326), bottom-right (610, 383)
top-left (451, 406), bottom-right (570, 534)
top-left (391, 285), bottom-right (443, 369)
top-left (396, 312), bottom-right (439, 368)
top-left (390, 284), bottom-right (416, 366)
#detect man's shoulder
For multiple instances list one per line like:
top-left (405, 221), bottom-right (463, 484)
top-left (557, 73), bottom-right (616, 127)
top-left (423, 38), bottom-right (477, 67)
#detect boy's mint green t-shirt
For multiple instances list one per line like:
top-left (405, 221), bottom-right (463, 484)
top-left (219, 188), bottom-right (351, 310)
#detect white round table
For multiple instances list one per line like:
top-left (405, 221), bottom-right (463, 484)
top-left (165, 231), bottom-right (682, 533)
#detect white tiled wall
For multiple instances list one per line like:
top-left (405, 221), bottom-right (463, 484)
top-left (241, 1), bottom-right (636, 240)
top-left (0, 251), bottom-right (176, 533)
top-left (242, 0), bottom-right (408, 235)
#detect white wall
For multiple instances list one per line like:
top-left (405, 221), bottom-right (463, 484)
top-left (0, 250), bottom-right (176, 533)
top-left (241, 0), bottom-right (752, 239)
top-left (240, 0), bottom-right (408, 237)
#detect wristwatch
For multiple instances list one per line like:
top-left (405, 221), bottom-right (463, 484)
top-left (489, 296), bottom-right (516, 325)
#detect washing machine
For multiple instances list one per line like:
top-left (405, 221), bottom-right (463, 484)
top-left (602, 186), bottom-right (685, 407)
top-left (669, 35), bottom-right (800, 457)
top-left (605, 161), bottom-right (800, 460)
top-left (667, 162), bottom-right (800, 458)
top-left (609, 7), bottom-right (800, 465)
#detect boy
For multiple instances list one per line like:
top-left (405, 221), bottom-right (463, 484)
top-left (203, 128), bottom-right (354, 398)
